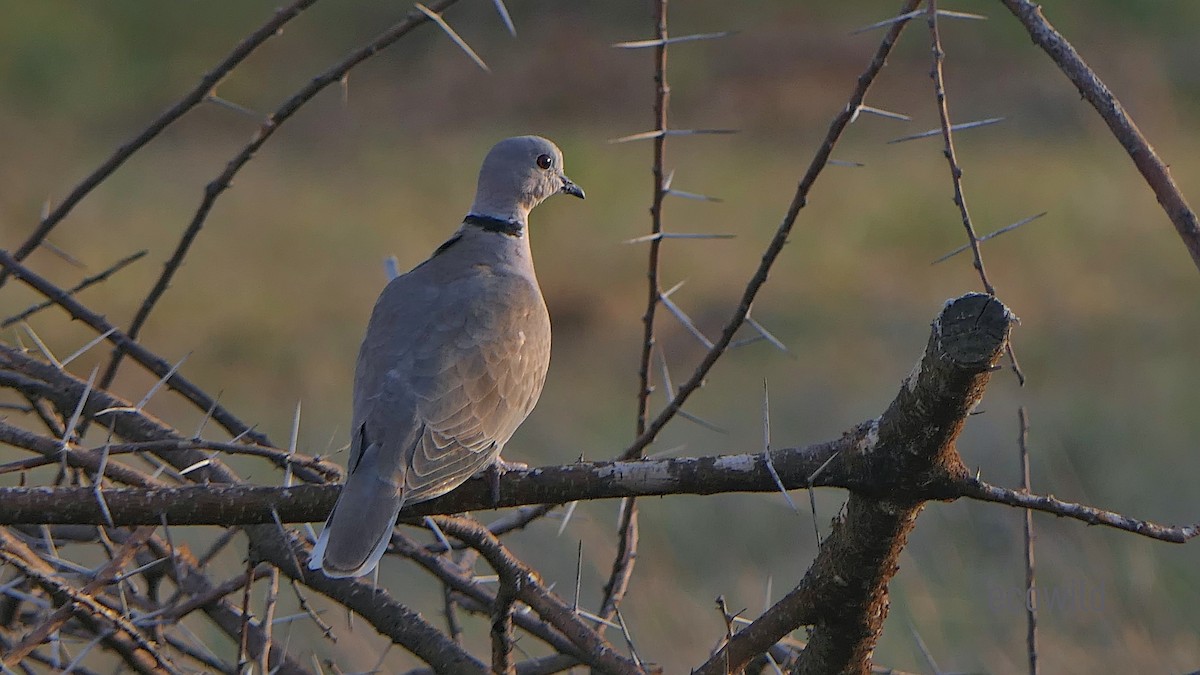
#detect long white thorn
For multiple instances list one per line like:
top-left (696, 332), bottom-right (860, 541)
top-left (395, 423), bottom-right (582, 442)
top-left (612, 31), bottom-right (736, 49)
top-left (415, 3), bottom-right (491, 73)
top-left (491, 0), bottom-right (516, 36)
top-left (21, 322), bottom-right (61, 369)
top-left (888, 117), bottom-right (1004, 144)
top-left (285, 400), bottom-right (302, 487)
top-left (61, 365), bottom-right (99, 453)
top-left (61, 328), bottom-right (117, 367)
top-left (136, 352), bottom-right (190, 411)
top-left (659, 293), bottom-right (714, 350)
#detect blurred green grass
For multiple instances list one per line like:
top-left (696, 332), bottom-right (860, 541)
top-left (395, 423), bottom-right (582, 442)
top-left (1, 1), bottom-right (1198, 672)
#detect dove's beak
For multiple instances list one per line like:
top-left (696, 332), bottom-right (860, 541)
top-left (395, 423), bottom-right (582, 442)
top-left (559, 175), bottom-right (585, 199)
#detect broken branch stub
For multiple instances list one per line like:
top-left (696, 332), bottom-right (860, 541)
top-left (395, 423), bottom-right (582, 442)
top-left (697, 292), bottom-right (1013, 675)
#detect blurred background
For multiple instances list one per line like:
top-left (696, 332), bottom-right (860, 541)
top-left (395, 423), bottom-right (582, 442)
top-left (1, 1), bottom-right (1198, 672)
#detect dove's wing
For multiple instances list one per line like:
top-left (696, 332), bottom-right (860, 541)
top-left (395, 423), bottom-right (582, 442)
top-left (360, 263), bottom-right (551, 503)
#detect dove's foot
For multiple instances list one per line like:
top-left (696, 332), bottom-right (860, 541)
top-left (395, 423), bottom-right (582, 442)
top-left (486, 456), bottom-right (528, 506)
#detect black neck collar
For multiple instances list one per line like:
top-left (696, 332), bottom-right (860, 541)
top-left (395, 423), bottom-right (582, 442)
top-left (464, 213), bottom-right (523, 237)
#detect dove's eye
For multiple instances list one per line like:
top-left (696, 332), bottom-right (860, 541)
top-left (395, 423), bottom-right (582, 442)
top-left (536, 154), bottom-right (553, 170)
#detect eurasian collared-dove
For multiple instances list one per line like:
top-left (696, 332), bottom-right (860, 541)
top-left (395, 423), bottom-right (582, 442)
top-left (309, 136), bottom-right (584, 578)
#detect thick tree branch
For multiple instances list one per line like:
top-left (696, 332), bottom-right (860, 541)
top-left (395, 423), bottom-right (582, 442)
top-left (0, 440), bottom-right (855, 525)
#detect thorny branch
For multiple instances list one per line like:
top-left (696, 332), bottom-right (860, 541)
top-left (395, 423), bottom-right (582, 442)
top-left (603, 0), bottom-right (671, 641)
top-left (959, 478), bottom-right (1198, 543)
top-left (391, 532), bottom-right (596, 664)
top-left (926, 0), bottom-right (994, 296)
top-left (248, 523), bottom-right (492, 673)
top-left (0, 436), bottom-right (341, 484)
top-left (925, 0), bottom-right (1026, 385)
top-left (3, 289), bottom-right (1197, 674)
top-left (621, 0), bottom-right (923, 460)
top-left (634, 0), bottom-right (671, 443)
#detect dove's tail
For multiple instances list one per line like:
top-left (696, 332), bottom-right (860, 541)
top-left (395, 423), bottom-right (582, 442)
top-left (308, 442), bottom-right (405, 578)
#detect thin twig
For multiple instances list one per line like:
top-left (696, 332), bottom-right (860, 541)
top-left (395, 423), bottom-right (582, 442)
top-left (958, 476), bottom-right (1199, 543)
top-left (290, 579), bottom-right (336, 643)
top-left (0, 419), bottom-right (166, 491)
top-left (1018, 407), bottom-right (1039, 675)
top-left (2, 1), bottom-right (318, 282)
top-left (926, 0), bottom-right (992, 295)
top-left (157, 566), bottom-right (270, 624)
top-left (998, 0), bottom-right (1200, 273)
top-left (0, 437), bottom-right (339, 483)
top-left (393, 532), bottom-right (591, 664)
top-left (1, 251), bottom-right (147, 328)
top-left (633, 0), bottom-right (671, 441)
top-left (259, 567), bottom-right (280, 675)
top-left (237, 559), bottom-right (255, 673)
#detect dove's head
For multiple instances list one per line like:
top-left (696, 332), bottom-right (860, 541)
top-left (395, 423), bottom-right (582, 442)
top-left (470, 136), bottom-right (584, 223)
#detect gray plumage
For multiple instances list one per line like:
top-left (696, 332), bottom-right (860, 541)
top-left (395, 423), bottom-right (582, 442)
top-left (309, 136), bottom-right (583, 578)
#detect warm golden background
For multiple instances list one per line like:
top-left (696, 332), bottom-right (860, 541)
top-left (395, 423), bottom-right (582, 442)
top-left (1, 1), bottom-right (1198, 672)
